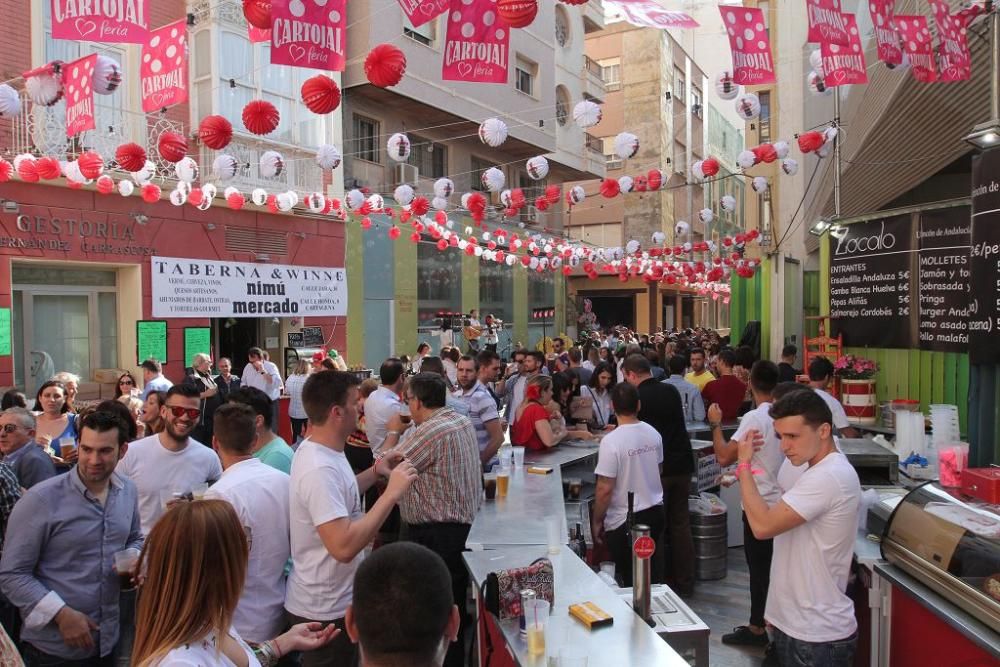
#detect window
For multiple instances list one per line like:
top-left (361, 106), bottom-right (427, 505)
top-left (691, 86), bottom-right (703, 114)
top-left (408, 134), bottom-right (447, 178)
top-left (599, 57), bottom-right (621, 90)
top-left (352, 115), bottom-right (380, 164)
top-left (515, 57), bottom-right (536, 96)
top-left (404, 17), bottom-right (436, 46)
top-left (602, 136), bottom-right (622, 170)
top-left (555, 7), bottom-right (570, 47)
top-left (758, 91), bottom-right (772, 143)
top-left (759, 0), bottom-right (771, 38)
top-left (758, 188), bottom-right (772, 234)
top-left (417, 242), bottom-right (462, 326)
top-left (674, 69), bottom-right (686, 104)
top-left (470, 156), bottom-right (494, 192)
top-left (555, 86), bottom-right (571, 126)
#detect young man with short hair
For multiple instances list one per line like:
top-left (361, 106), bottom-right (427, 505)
top-left (701, 350), bottom-right (747, 422)
top-left (286, 371), bottom-right (417, 667)
top-left (242, 347), bottom-right (283, 429)
top-left (684, 348), bottom-right (715, 392)
top-left (778, 345), bottom-right (800, 383)
top-left (453, 356), bottom-right (504, 468)
top-left (228, 386), bottom-right (294, 474)
top-left (737, 390), bottom-right (861, 666)
top-left (663, 356), bottom-right (705, 423)
top-left (592, 382), bottom-right (664, 586)
top-left (346, 542), bottom-right (459, 667)
top-left (365, 358), bottom-right (407, 456)
top-left (115, 384), bottom-right (222, 535)
top-left (807, 358), bottom-right (859, 438)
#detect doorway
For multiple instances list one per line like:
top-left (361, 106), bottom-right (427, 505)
top-left (215, 318), bottom-right (259, 374)
top-left (584, 294), bottom-right (635, 331)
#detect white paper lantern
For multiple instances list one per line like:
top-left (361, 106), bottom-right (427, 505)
top-left (316, 144), bottom-right (342, 170)
top-left (25, 68), bottom-right (62, 106)
top-left (734, 93), bottom-right (761, 120)
top-left (699, 208), bottom-right (714, 223)
top-left (460, 193), bottom-right (472, 209)
top-left (817, 142), bottom-right (833, 158)
top-left (93, 55), bottom-right (123, 95)
top-left (367, 194), bottom-right (384, 211)
top-left (500, 190), bottom-right (513, 207)
top-left (625, 239), bottom-right (641, 255)
top-left (752, 176), bottom-right (769, 193)
top-left (823, 126), bottom-right (839, 143)
top-left (0, 84), bottom-right (21, 117)
top-left (306, 192), bottom-right (326, 213)
top-left (63, 160), bottom-right (84, 183)
top-left (572, 100), bottom-right (602, 128)
top-left (478, 117), bottom-right (508, 147)
top-left (807, 71), bottom-right (831, 96)
top-left (212, 154), bottom-right (239, 181)
top-left (781, 158), bottom-right (799, 176)
top-left (176, 181), bottom-right (192, 196)
top-left (197, 195), bottom-right (213, 210)
top-left (387, 133), bottom-right (411, 162)
top-left (276, 192), bottom-right (294, 212)
top-left (505, 254), bottom-right (517, 266)
top-left (721, 195), bottom-right (737, 211)
top-left (346, 189), bottom-right (365, 210)
top-left (773, 140), bottom-right (790, 160)
top-left (809, 50), bottom-right (824, 77)
top-left (690, 160), bottom-right (705, 181)
top-left (434, 178), bottom-right (454, 198)
top-left (251, 188), bottom-right (268, 205)
top-left (526, 156), bottom-right (549, 180)
top-left (568, 185), bottom-right (585, 205)
top-left (259, 151), bottom-right (285, 178)
top-left (394, 184), bottom-right (415, 205)
top-left (714, 71), bottom-right (740, 100)
top-left (675, 220), bottom-right (690, 236)
top-left (652, 231), bottom-right (666, 245)
top-left (175, 157), bottom-right (199, 183)
top-left (618, 175), bottom-right (634, 193)
top-left (131, 160), bottom-right (156, 185)
top-left (613, 132), bottom-right (639, 160)
top-left (118, 179), bottom-right (134, 197)
top-left (169, 188), bottom-right (187, 206)
top-left (432, 196), bottom-right (449, 210)
top-left (202, 183), bottom-right (218, 200)
top-left (737, 150), bottom-right (757, 170)
top-left (481, 166), bottom-right (505, 192)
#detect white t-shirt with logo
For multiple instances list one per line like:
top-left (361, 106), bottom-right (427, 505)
top-left (765, 452), bottom-right (861, 643)
top-left (731, 402), bottom-right (784, 506)
top-left (594, 422), bottom-right (664, 531)
top-left (285, 439), bottom-right (365, 621)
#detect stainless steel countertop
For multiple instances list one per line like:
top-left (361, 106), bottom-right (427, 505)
top-left (466, 466), bottom-right (569, 551)
top-left (854, 529), bottom-right (885, 569)
top-left (524, 440), bottom-right (600, 469)
top-left (463, 545), bottom-right (689, 667)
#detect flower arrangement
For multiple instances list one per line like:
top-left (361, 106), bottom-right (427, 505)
top-left (834, 354), bottom-right (878, 380)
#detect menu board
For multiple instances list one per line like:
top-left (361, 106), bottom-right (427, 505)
top-left (137, 320), bottom-right (168, 364)
top-left (0, 308), bottom-right (10, 356)
top-left (183, 327), bottom-right (212, 367)
top-left (917, 208), bottom-right (971, 352)
top-left (830, 215), bottom-right (915, 348)
top-left (969, 150), bottom-right (1000, 364)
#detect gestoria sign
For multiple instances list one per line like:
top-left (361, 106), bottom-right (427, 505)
top-left (151, 256), bottom-right (347, 318)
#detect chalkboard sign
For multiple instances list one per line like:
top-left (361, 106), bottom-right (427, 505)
top-left (969, 150), bottom-right (1000, 364)
top-left (830, 215), bottom-right (915, 348)
top-left (917, 208), bottom-right (971, 353)
top-left (137, 320), bottom-right (168, 365)
top-left (301, 326), bottom-right (324, 347)
top-left (287, 332), bottom-right (304, 348)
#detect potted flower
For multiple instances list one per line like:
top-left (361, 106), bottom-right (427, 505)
top-left (834, 354), bottom-right (879, 423)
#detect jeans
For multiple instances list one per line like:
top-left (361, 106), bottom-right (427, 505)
top-left (772, 627), bottom-right (858, 667)
top-left (605, 505), bottom-right (666, 587)
top-left (283, 614), bottom-right (356, 667)
top-left (743, 512), bottom-right (774, 628)
top-left (661, 473), bottom-right (695, 594)
top-left (22, 644), bottom-right (115, 667)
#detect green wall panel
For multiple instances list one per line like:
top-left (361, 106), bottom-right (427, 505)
top-left (346, 221), bottom-right (365, 365)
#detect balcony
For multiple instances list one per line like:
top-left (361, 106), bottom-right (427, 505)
top-left (585, 133), bottom-right (603, 156)
top-left (582, 56), bottom-right (608, 102)
top-left (583, 0), bottom-right (605, 34)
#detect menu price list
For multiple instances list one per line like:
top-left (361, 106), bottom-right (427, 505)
top-left (830, 215), bottom-right (914, 349)
top-left (917, 209), bottom-right (971, 353)
top-left (969, 150), bottom-right (1000, 364)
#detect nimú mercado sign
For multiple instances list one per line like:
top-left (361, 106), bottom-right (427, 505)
top-left (151, 256), bottom-right (347, 318)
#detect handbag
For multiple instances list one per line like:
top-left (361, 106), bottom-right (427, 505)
top-left (481, 557), bottom-right (554, 620)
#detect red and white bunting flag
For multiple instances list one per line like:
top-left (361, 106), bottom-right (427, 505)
top-left (934, 7), bottom-right (973, 83)
top-left (51, 0), bottom-right (150, 43)
top-left (606, 0), bottom-right (699, 29)
top-left (820, 14), bottom-right (867, 86)
top-left (719, 6), bottom-right (776, 85)
top-left (398, 0), bottom-right (450, 28)
top-left (867, 0), bottom-right (902, 66)
top-left (894, 15), bottom-right (936, 83)
top-left (140, 20), bottom-right (188, 113)
top-left (807, 0), bottom-right (850, 46)
top-left (64, 54), bottom-right (97, 137)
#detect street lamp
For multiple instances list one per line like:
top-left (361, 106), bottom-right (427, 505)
top-left (965, 5), bottom-right (1000, 150)
top-left (965, 120), bottom-right (1000, 150)
top-left (809, 218), bottom-right (832, 236)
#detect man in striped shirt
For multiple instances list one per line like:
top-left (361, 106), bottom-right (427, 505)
top-left (394, 373), bottom-right (482, 667)
top-left (453, 355), bottom-right (505, 470)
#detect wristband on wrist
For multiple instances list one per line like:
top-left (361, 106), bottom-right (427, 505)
top-left (736, 462), bottom-right (763, 475)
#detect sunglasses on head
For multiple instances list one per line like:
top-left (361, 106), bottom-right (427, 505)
top-left (166, 405), bottom-right (201, 420)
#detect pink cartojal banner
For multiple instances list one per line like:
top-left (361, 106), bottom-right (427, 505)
top-left (64, 54), bottom-right (97, 138)
top-left (719, 7), bottom-right (775, 85)
top-left (141, 20), bottom-right (188, 113)
top-left (605, 0), bottom-right (699, 30)
top-left (807, 0), bottom-right (850, 46)
top-left (867, 0), bottom-right (901, 66)
top-left (50, 0), bottom-right (149, 43)
top-left (442, 0), bottom-right (510, 84)
top-left (936, 11), bottom-right (972, 82)
top-left (271, 0), bottom-right (346, 71)
top-left (820, 14), bottom-right (867, 86)
top-left (398, 0), bottom-right (450, 28)
top-left (893, 15), bottom-right (936, 83)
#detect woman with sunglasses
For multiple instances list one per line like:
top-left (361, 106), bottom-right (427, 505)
top-left (32, 380), bottom-right (76, 464)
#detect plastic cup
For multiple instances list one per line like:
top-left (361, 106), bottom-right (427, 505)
top-left (499, 445), bottom-right (513, 468)
top-left (567, 478), bottom-right (582, 500)
top-left (399, 404), bottom-right (412, 425)
top-left (59, 438), bottom-right (75, 459)
top-left (483, 472), bottom-right (497, 500)
top-left (114, 549), bottom-right (139, 590)
top-left (547, 516), bottom-right (562, 555)
top-left (496, 468), bottom-right (510, 498)
top-left (192, 483), bottom-right (209, 500)
top-left (513, 446), bottom-right (526, 467)
top-left (524, 599), bottom-right (550, 656)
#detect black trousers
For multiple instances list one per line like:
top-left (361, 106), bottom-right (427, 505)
top-left (605, 505), bottom-right (666, 587)
top-left (22, 644), bottom-right (114, 667)
top-left (743, 511), bottom-right (774, 628)
top-left (284, 613), bottom-right (356, 667)
top-left (343, 445), bottom-right (379, 513)
top-left (290, 417), bottom-right (308, 444)
top-left (401, 521), bottom-right (472, 667)
top-left (661, 473), bottom-right (695, 595)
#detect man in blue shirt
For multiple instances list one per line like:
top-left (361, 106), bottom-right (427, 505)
top-left (139, 359), bottom-right (173, 401)
top-left (0, 408), bottom-right (56, 489)
top-left (0, 411), bottom-right (143, 665)
top-left (663, 356), bottom-right (706, 423)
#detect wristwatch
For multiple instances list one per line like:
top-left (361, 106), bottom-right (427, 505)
top-left (709, 422), bottom-right (722, 429)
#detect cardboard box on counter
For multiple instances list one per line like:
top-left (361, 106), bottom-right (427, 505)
top-left (93, 369), bottom-right (128, 384)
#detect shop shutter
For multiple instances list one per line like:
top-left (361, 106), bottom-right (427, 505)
top-left (224, 227), bottom-right (288, 256)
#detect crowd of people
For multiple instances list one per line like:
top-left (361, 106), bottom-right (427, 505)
top-left (0, 324), bottom-right (864, 666)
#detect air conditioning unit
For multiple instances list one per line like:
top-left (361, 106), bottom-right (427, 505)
top-left (393, 163), bottom-right (418, 187)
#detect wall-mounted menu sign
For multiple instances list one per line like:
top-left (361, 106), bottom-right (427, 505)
top-left (830, 215), bottom-right (915, 349)
top-left (969, 150), bottom-right (1000, 364)
top-left (0, 308), bottom-right (10, 357)
top-left (287, 326), bottom-right (325, 349)
top-left (917, 208), bottom-right (970, 353)
top-left (137, 320), bottom-right (168, 364)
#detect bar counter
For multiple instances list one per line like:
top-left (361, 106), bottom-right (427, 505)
top-left (465, 465), bottom-right (569, 551)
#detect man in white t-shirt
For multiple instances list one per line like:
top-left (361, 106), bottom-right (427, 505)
top-left (364, 358), bottom-right (407, 456)
top-left (736, 388), bottom-right (861, 666)
top-left (707, 361), bottom-right (782, 649)
top-left (115, 384), bottom-right (222, 534)
top-left (241, 346), bottom-right (283, 430)
top-left (591, 382), bottom-right (665, 586)
top-left (807, 357), bottom-right (860, 438)
top-left (285, 370), bottom-right (417, 667)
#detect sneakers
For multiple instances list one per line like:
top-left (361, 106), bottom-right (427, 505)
top-left (721, 625), bottom-right (770, 647)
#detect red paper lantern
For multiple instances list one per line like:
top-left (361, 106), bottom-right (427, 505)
top-left (157, 131), bottom-right (188, 163)
top-left (17, 159), bottom-right (39, 183)
top-left (467, 192), bottom-right (487, 220)
top-left (364, 44), bottom-right (407, 88)
top-left (0, 159), bottom-right (11, 183)
top-left (797, 131), bottom-right (825, 154)
top-left (410, 197), bottom-right (430, 216)
top-left (141, 183), bottom-right (161, 203)
top-left (559, 0), bottom-right (588, 4)
top-left (410, 231), bottom-right (421, 243)
top-left (266, 195), bottom-right (279, 213)
top-left (701, 157), bottom-right (720, 177)
top-left (361, 217), bottom-right (372, 230)
top-left (300, 75), bottom-right (341, 115)
top-left (198, 115), bottom-right (233, 150)
top-left (600, 178), bottom-right (620, 198)
top-left (437, 239), bottom-right (448, 251)
top-left (534, 196), bottom-right (549, 212)
top-left (96, 175), bottom-right (115, 194)
top-left (189, 188), bottom-right (204, 207)
top-left (498, 0), bottom-right (538, 28)
top-left (35, 157), bottom-right (61, 180)
top-left (562, 265), bottom-right (572, 275)
top-left (78, 151), bottom-right (104, 179)
top-left (115, 143), bottom-right (147, 172)
top-left (242, 100), bottom-right (280, 136)
top-left (435, 210), bottom-right (448, 224)
top-left (388, 225), bottom-right (401, 240)
top-left (647, 169), bottom-right (663, 191)
top-left (242, 0), bottom-right (271, 29)
top-left (510, 188), bottom-right (527, 209)
top-left (544, 184), bottom-right (561, 205)
top-left (227, 192), bottom-right (246, 210)
top-left (67, 180), bottom-right (84, 190)
top-left (751, 144), bottom-right (777, 164)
